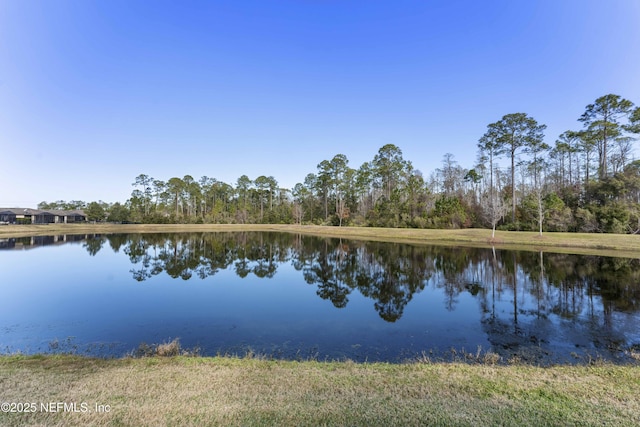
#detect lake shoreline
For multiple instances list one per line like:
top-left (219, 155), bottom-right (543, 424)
top-left (2, 223), bottom-right (640, 258)
top-left (3, 232), bottom-right (638, 367)
top-left (1, 354), bottom-right (638, 426)
top-left (3, 227), bottom-right (640, 425)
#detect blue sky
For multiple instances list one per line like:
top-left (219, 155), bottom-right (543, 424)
top-left (1, 0), bottom-right (639, 206)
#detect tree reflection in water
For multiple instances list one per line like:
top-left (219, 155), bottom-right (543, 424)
top-left (71, 232), bottom-right (640, 361)
top-left (103, 232), bottom-right (640, 330)
top-left (4, 232), bottom-right (639, 361)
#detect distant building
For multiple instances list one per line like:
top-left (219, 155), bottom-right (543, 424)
top-left (0, 208), bottom-right (86, 224)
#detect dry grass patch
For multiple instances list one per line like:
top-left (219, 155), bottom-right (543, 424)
top-left (131, 338), bottom-right (200, 358)
top-left (1, 356), bottom-right (639, 426)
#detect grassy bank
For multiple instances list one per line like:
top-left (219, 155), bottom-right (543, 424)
top-left (1, 355), bottom-right (639, 427)
top-left (2, 223), bottom-right (640, 257)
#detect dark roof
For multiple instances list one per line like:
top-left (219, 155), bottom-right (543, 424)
top-left (61, 210), bottom-right (86, 216)
top-left (0, 208), bottom-right (33, 215)
top-left (0, 208), bottom-right (86, 216)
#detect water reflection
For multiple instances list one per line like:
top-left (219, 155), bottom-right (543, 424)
top-left (107, 233), bottom-right (435, 322)
top-left (0, 234), bottom-right (88, 249)
top-left (2, 232), bottom-right (640, 363)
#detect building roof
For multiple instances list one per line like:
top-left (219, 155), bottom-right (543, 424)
top-left (0, 208), bottom-right (86, 216)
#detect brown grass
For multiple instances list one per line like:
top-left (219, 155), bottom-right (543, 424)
top-left (131, 338), bottom-right (199, 358)
top-left (1, 355), bottom-right (639, 426)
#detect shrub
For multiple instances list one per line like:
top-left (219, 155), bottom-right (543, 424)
top-left (131, 338), bottom-right (200, 357)
top-left (156, 338), bottom-right (181, 357)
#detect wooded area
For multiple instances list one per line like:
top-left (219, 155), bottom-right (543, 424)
top-left (39, 94), bottom-right (640, 234)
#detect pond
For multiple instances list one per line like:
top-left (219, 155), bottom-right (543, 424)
top-left (1, 232), bottom-right (639, 364)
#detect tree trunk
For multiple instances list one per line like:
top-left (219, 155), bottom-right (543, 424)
top-left (511, 148), bottom-right (516, 224)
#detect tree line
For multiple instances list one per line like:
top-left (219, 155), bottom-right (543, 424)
top-left (40, 94), bottom-right (640, 234)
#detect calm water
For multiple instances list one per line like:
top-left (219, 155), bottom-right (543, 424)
top-left (1, 232), bottom-right (639, 364)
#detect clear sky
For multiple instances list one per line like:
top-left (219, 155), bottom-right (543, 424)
top-left (1, 0), bottom-right (639, 207)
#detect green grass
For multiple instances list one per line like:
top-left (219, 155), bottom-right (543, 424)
top-left (3, 223), bottom-right (640, 257)
top-left (1, 355), bottom-right (639, 426)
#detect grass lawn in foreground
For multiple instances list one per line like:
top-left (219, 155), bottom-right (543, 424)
top-left (1, 355), bottom-right (639, 427)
